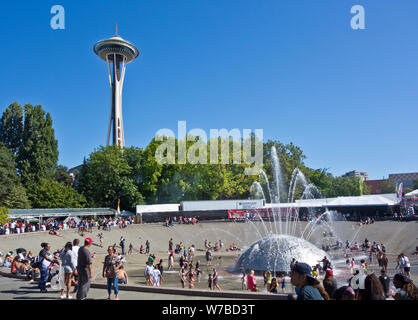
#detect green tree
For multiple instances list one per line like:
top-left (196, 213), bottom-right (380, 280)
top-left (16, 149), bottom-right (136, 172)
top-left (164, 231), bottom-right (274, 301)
top-left (77, 145), bottom-right (144, 211)
top-left (27, 178), bottom-right (86, 208)
top-left (0, 102), bottom-right (24, 155)
top-left (17, 104), bottom-right (58, 186)
top-left (0, 206), bottom-right (10, 224)
top-left (55, 165), bottom-right (73, 186)
top-left (413, 179), bottom-right (418, 190)
top-left (0, 143), bottom-right (20, 205)
top-left (3, 184), bottom-right (31, 209)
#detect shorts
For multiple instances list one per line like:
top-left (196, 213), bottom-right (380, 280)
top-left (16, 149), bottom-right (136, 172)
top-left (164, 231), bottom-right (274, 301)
top-left (64, 266), bottom-right (73, 274)
top-left (404, 267), bottom-right (410, 273)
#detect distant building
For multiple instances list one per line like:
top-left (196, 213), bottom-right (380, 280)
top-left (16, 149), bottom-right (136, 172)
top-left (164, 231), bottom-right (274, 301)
top-left (342, 170), bottom-right (369, 181)
top-left (364, 179), bottom-right (386, 194)
top-left (388, 172), bottom-right (418, 189)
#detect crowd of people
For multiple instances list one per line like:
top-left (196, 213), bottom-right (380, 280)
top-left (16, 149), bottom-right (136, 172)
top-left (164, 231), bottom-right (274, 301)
top-left (1, 216), bottom-right (417, 301)
top-left (164, 216), bottom-right (199, 227)
top-left (0, 216), bottom-right (135, 237)
top-left (0, 234), bottom-right (131, 300)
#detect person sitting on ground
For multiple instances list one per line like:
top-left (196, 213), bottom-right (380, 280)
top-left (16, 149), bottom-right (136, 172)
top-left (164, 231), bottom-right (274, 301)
top-left (10, 256), bottom-right (21, 275)
top-left (19, 259), bottom-right (30, 275)
top-left (290, 262), bottom-right (329, 300)
top-left (3, 252), bottom-right (13, 268)
top-left (26, 260), bottom-right (40, 283)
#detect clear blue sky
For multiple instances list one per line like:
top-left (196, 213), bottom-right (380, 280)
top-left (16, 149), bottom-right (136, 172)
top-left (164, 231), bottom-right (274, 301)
top-left (0, 0), bottom-right (417, 180)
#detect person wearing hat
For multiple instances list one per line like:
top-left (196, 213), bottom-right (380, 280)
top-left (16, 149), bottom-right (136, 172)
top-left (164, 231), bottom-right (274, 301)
top-left (392, 273), bottom-right (418, 300)
top-left (290, 262), bottom-right (329, 300)
top-left (76, 237), bottom-right (93, 300)
top-left (323, 269), bottom-right (338, 299)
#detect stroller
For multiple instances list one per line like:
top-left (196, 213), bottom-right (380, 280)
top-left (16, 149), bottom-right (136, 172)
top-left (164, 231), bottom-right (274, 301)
top-left (46, 259), bottom-right (61, 290)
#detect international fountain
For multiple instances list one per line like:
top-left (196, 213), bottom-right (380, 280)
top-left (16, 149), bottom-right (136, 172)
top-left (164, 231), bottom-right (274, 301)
top-left (233, 146), bottom-right (351, 275)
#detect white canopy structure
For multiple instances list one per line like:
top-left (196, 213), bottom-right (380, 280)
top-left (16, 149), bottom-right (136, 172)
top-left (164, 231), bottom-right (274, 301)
top-left (136, 204), bottom-right (180, 214)
top-left (405, 189), bottom-right (418, 198)
top-left (265, 194), bottom-right (399, 209)
top-left (325, 194), bottom-right (399, 207)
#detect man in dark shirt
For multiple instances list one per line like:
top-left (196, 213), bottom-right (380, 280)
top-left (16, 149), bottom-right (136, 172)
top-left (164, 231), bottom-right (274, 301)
top-left (379, 269), bottom-right (391, 298)
top-left (169, 238), bottom-right (173, 252)
top-left (290, 262), bottom-right (324, 300)
top-left (76, 237), bottom-right (93, 300)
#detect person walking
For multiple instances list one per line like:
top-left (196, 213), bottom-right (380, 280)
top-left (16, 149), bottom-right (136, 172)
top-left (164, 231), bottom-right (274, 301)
top-left (98, 233), bottom-right (103, 248)
top-left (59, 242), bottom-right (77, 299)
top-left (169, 238), bottom-right (173, 252)
top-left (72, 239), bottom-right (80, 293)
top-left (212, 268), bottom-right (221, 291)
top-left (241, 272), bottom-right (247, 290)
top-left (145, 240), bottom-right (150, 254)
top-left (247, 270), bottom-right (258, 292)
top-left (381, 254), bottom-right (388, 273)
top-left (38, 243), bottom-right (53, 293)
top-left (401, 253), bottom-right (411, 278)
top-left (179, 267), bottom-right (187, 288)
top-left (119, 237), bottom-right (126, 255)
top-left (103, 246), bottom-right (122, 300)
top-left (76, 238), bottom-right (93, 300)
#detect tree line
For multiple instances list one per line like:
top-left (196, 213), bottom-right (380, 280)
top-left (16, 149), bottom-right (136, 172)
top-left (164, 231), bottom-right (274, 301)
top-left (0, 102), bottom-right (369, 212)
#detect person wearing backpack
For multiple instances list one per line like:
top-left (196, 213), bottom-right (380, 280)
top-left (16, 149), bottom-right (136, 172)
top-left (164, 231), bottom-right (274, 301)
top-left (120, 237), bottom-right (125, 255)
top-left (379, 269), bottom-right (391, 298)
top-left (38, 243), bottom-right (53, 293)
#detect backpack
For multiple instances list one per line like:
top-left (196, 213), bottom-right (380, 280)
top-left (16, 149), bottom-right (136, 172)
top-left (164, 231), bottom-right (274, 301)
top-left (31, 256), bottom-right (40, 269)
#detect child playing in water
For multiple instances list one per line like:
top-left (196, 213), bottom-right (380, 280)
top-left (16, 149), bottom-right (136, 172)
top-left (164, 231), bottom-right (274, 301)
top-left (208, 274), bottom-right (213, 290)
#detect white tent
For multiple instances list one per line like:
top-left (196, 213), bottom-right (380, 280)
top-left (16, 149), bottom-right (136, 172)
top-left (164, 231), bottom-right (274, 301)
top-left (405, 189), bottom-right (418, 198)
top-left (265, 194), bottom-right (399, 208)
top-left (326, 194), bottom-right (399, 207)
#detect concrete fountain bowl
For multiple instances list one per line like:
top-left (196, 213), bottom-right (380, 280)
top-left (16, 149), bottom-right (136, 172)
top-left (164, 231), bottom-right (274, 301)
top-left (235, 234), bottom-right (329, 273)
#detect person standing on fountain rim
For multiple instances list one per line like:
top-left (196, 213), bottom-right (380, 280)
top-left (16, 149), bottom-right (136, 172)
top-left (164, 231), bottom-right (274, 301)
top-left (290, 262), bottom-right (329, 300)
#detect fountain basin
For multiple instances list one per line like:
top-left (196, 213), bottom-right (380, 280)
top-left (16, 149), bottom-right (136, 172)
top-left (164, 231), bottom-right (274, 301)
top-left (235, 234), bottom-right (330, 273)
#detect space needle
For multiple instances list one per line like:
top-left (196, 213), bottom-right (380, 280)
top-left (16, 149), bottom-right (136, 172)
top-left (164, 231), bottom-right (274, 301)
top-left (93, 27), bottom-right (139, 148)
